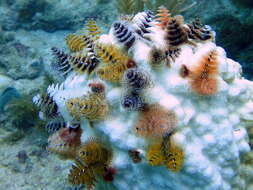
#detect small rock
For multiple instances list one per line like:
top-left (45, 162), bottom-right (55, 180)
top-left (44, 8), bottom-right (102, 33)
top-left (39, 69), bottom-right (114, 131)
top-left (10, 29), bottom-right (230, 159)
top-left (16, 150), bottom-right (28, 164)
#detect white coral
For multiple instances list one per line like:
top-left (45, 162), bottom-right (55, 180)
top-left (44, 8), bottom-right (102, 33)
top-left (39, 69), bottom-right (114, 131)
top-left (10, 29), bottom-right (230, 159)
top-left (49, 25), bottom-right (253, 190)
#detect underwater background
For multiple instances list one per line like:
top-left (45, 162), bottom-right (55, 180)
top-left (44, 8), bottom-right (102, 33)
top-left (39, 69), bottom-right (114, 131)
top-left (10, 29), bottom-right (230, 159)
top-left (0, 0), bottom-right (253, 190)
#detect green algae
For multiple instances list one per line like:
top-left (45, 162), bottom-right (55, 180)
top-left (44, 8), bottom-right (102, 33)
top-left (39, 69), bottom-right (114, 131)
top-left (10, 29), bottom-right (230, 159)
top-left (5, 94), bottom-right (44, 130)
